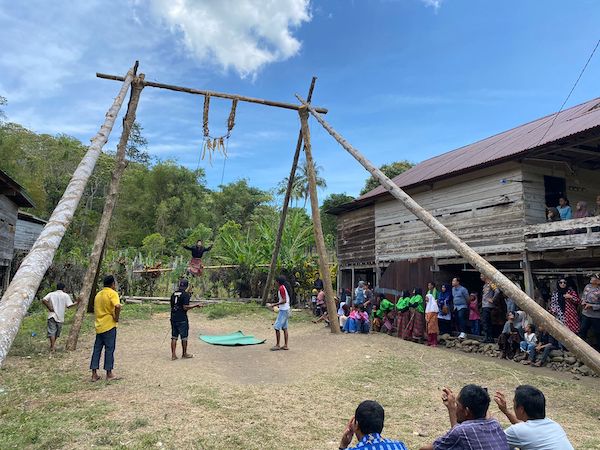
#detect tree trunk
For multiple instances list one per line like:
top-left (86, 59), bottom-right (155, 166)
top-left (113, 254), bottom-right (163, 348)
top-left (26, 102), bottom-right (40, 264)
top-left (66, 74), bottom-right (145, 351)
top-left (296, 94), bottom-right (600, 375)
top-left (262, 77), bottom-right (317, 305)
top-left (0, 67), bottom-right (135, 368)
top-left (298, 107), bottom-right (339, 334)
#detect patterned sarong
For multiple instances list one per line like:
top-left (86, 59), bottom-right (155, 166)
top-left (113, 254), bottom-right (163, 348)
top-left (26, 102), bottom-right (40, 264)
top-left (188, 257), bottom-right (204, 276)
top-left (412, 310), bottom-right (425, 339)
top-left (425, 312), bottom-right (439, 335)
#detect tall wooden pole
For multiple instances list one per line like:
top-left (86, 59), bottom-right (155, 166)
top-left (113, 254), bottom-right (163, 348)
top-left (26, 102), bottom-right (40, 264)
top-left (298, 106), bottom-right (339, 334)
top-left (0, 67), bottom-right (135, 368)
top-left (66, 74), bottom-right (145, 351)
top-left (296, 94), bottom-right (600, 375)
top-left (262, 77), bottom-right (318, 305)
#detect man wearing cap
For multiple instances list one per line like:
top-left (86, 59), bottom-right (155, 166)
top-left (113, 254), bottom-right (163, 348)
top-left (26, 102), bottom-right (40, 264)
top-left (579, 273), bottom-right (600, 350)
top-left (170, 279), bottom-right (202, 360)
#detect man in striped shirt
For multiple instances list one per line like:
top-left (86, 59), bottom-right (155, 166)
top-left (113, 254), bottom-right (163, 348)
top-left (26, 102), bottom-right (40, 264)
top-left (421, 384), bottom-right (509, 450)
top-left (339, 400), bottom-right (408, 450)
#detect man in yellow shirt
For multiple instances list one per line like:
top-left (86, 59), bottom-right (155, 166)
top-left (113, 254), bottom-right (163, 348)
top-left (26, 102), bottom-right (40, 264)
top-left (90, 275), bottom-right (121, 382)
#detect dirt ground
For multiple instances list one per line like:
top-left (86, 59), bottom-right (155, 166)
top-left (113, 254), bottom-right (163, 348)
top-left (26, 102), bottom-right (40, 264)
top-left (2, 309), bottom-right (600, 449)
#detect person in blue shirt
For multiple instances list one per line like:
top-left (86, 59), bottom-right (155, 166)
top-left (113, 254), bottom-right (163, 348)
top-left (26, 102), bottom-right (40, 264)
top-left (452, 277), bottom-right (470, 339)
top-left (556, 197), bottom-right (572, 220)
top-left (339, 400), bottom-right (408, 450)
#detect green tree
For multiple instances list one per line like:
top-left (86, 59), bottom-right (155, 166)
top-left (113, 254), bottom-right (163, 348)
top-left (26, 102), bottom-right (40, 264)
top-left (142, 232), bottom-right (166, 257)
top-left (0, 96), bottom-right (7, 122)
top-left (360, 160), bottom-right (414, 195)
top-left (211, 179), bottom-right (271, 229)
top-left (320, 193), bottom-right (355, 244)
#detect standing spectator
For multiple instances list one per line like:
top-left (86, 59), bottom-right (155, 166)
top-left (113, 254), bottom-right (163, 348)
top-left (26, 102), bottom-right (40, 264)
top-left (310, 288), bottom-right (318, 315)
top-left (409, 287), bottom-right (425, 342)
top-left (546, 207), bottom-right (561, 222)
top-left (314, 276), bottom-right (324, 291)
top-left (549, 279), bottom-right (581, 334)
top-left (494, 385), bottom-right (574, 449)
top-left (556, 197), bottom-right (572, 220)
top-left (451, 277), bottom-right (470, 339)
top-left (427, 281), bottom-right (438, 300)
top-left (267, 275), bottom-right (292, 351)
top-left (364, 282), bottom-right (374, 316)
top-left (437, 283), bottom-right (453, 335)
top-left (533, 325), bottom-right (559, 367)
top-left (355, 281), bottom-right (366, 307)
top-left (90, 275), bottom-right (122, 382)
top-left (420, 384), bottom-right (508, 450)
top-left (579, 272), bottom-right (600, 350)
top-left (339, 400), bottom-right (408, 450)
top-left (519, 324), bottom-right (537, 365)
top-left (41, 282), bottom-right (80, 353)
top-left (504, 280), bottom-right (520, 314)
top-left (498, 312), bottom-right (520, 359)
top-left (425, 293), bottom-right (439, 346)
top-left (396, 290), bottom-right (411, 339)
top-left (481, 275), bottom-right (501, 343)
top-left (339, 288), bottom-right (347, 304)
top-left (468, 293), bottom-right (481, 336)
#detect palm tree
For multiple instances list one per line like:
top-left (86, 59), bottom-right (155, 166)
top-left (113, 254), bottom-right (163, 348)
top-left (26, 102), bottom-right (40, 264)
top-left (298, 158), bottom-right (327, 208)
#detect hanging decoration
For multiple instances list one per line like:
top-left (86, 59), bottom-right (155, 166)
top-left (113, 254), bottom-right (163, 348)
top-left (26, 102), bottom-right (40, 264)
top-left (201, 96), bottom-right (238, 165)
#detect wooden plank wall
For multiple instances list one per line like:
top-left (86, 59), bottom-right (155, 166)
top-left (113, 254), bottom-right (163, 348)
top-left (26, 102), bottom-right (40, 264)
top-left (14, 219), bottom-right (44, 252)
top-left (378, 258), bottom-right (434, 294)
top-left (522, 163), bottom-right (600, 224)
top-left (375, 163), bottom-right (527, 261)
top-left (0, 195), bottom-right (18, 265)
top-left (337, 205), bottom-right (375, 265)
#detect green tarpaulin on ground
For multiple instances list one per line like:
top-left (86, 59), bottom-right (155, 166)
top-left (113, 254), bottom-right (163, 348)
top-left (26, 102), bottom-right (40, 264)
top-left (199, 331), bottom-right (265, 346)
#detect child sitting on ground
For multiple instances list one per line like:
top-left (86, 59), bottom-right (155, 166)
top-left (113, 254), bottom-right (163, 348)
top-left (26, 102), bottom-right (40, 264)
top-left (343, 305), bottom-right (361, 333)
top-left (519, 323), bottom-right (538, 364)
top-left (356, 305), bottom-right (370, 334)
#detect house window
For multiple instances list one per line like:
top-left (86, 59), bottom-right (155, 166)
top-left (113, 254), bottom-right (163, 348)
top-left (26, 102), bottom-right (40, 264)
top-left (544, 175), bottom-right (566, 207)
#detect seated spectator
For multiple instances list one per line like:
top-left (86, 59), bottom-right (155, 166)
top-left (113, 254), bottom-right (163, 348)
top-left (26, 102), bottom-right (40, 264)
top-left (338, 303), bottom-right (350, 331)
top-left (316, 288), bottom-right (326, 316)
top-left (494, 385), bottom-right (574, 449)
top-left (533, 325), bottom-right (559, 367)
top-left (498, 312), bottom-right (520, 359)
top-left (339, 400), bottom-right (408, 450)
top-left (593, 194), bottom-right (600, 217)
top-left (519, 324), bottom-right (537, 365)
top-left (420, 384), bottom-right (508, 450)
top-left (356, 305), bottom-right (370, 334)
top-left (343, 305), bottom-right (361, 333)
top-left (375, 295), bottom-right (395, 334)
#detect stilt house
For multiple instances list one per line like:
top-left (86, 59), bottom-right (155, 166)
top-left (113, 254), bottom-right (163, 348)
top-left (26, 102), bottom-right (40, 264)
top-left (331, 97), bottom-right (600, 299)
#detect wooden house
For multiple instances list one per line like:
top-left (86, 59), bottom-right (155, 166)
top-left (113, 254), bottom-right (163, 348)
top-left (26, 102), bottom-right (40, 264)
top-left (0, 170), bottom-right (35, 293)
top-left (331, 97), bottom-right (600, 299)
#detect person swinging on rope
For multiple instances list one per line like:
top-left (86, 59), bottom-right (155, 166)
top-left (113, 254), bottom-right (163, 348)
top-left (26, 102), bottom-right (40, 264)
top-left (182, 240), bottom-right (212, 277)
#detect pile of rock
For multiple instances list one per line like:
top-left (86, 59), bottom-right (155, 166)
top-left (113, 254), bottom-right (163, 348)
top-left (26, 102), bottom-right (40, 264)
top-left (437, 334), bottom-right (596, 377)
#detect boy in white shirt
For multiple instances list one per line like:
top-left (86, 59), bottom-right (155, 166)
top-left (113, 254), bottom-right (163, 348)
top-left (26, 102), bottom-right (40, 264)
top-left (494, 385), bottom-right (573, 450)
top-left (42, 282), bottom-right (79, 352)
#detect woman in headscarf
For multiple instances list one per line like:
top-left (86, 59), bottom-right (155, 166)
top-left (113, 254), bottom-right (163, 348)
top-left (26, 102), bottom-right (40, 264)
top-left (574, 200), bottom-right (590, 219)
top-left (409, 287), bottom-right (425, 342)
top-left (550, 278), bottom-right (581, 334)
top-left (396, 290), bottom-right (411, 339)
top-left (437, 283), bottom-right (453, 335)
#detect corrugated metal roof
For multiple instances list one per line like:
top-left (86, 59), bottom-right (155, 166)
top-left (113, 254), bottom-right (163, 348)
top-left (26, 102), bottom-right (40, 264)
top-left (0, 169), bottom-right (35, 208)
top-left (357, 96), bottom-right (600, 202)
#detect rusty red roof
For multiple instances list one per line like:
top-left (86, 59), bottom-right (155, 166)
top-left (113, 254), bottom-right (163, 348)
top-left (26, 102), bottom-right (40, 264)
top-left (355, 96), bottom-right (600, 203)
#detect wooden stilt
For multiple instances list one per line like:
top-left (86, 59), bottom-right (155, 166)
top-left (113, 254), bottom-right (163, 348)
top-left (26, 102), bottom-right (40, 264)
top-left (66, 73), bottom-right (145, 351)
top-left (298, 106), bottom-right (339, 333)
top-left (522, 251), bottom-right (535, 299)
top-left (296, 94), bottom-right (600, 375)
top-left (351, 267), bottom-right (355, 304)
top-left (262, 77), bottom-right (318, 305)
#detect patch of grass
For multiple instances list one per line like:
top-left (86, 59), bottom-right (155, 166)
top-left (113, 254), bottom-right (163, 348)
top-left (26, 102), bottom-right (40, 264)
top-left (191, 386), bottom-right (221, 410)
top-left (201, 302), bottom-right (271, 320)
top-left (121, 303), bottom-right (170, 321)
top-left (129, 417), bottom-right (150, 430)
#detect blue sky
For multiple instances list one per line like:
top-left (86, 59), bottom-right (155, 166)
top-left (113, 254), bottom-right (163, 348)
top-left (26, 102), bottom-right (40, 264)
top-left (1, 0), bottom-right (599, 200)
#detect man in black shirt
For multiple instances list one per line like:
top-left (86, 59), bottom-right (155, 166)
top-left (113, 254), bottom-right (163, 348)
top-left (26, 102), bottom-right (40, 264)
top-left (183, 240), bottom-right (212, 277)
top-left (170, 279), bottom-right (202, 360)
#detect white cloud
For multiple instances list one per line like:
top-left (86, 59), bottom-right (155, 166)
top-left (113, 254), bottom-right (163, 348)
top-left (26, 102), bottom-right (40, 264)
top-left (421, 0), bottom-right (443, 11)
top-left (145, 0), bottom-right (311, 78)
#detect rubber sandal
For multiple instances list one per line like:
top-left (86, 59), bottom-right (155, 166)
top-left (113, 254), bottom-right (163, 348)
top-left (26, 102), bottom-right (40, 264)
top-left (182, 354), bottom-right (194, 359)
top-left (281, 346), bottom-right (289, 350)
top-left (270, 346), bottom-right (281, 351)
